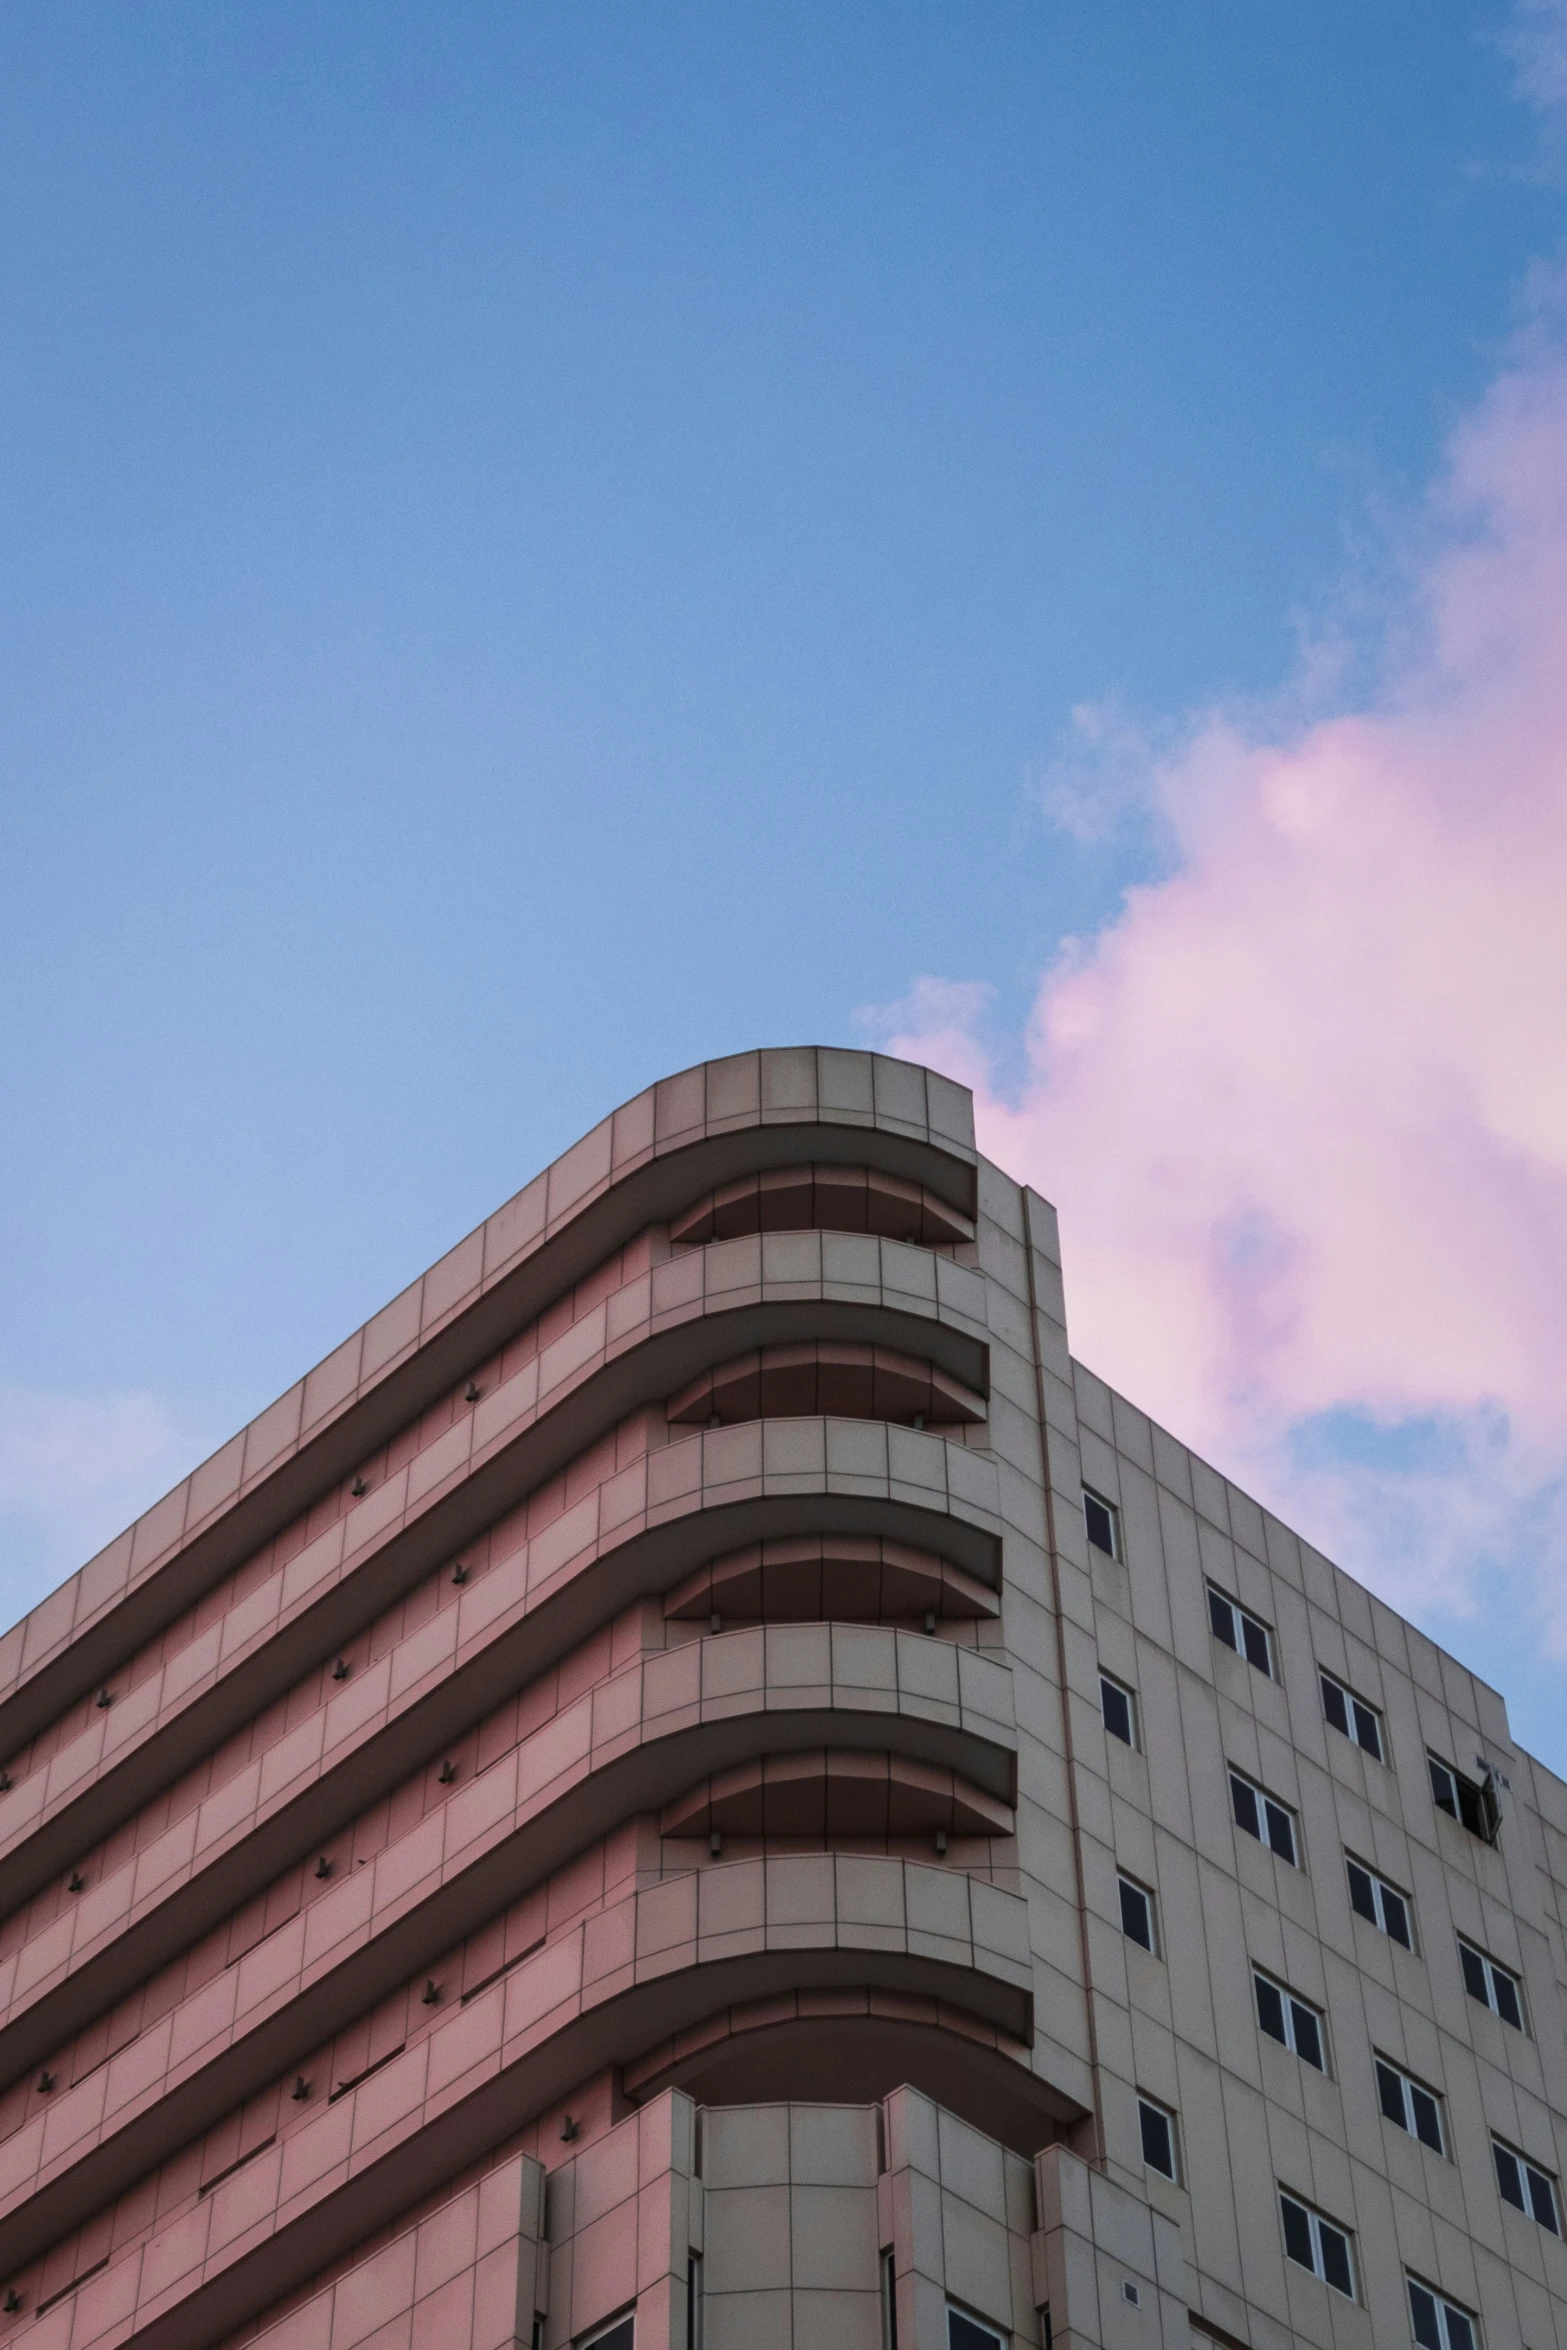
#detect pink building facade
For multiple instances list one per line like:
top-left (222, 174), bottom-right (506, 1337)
top-left (0, 1050), bottom-right (1563, 2350)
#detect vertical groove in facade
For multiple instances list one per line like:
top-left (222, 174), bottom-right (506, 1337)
top-left (0, 1047), bottom-right (1559, 2350)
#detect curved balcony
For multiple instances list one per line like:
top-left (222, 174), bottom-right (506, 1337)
top-left (0, 1234), bottom-right (989, 1923)
top-left (0, 1052), bottom-right (976, 1757)
top-left (621, 1985), bottom-right (1065, 2156)
top-left (669, 1163), bottom-right (973, 1248)
top-left (0, 1049), bottom-right (1068, 2350)
top-left (658, 1750), bottom-right (1012, 1841)
top-left (1, 1858), bottom-right (1034, 2350)
top-left (665, 1341), bottom-right (986, 1431)
top-left (661, 1534), bottom-right (999, 1626)
top-left (0, 1629), bottom-right (1013, 2271)
top-left (0, 1420), bottom-right (1000, 2086)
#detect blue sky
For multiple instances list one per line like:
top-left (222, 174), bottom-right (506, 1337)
top-left (4, 3), bottom-right (1567, 1763)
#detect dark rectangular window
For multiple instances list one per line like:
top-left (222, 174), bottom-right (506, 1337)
top-left (1374, 2057), bottom-right (1445, 2154)
top-left (1280, 2192), bottom-right (1313, 2270)
top-left (1459, 1939), bottom-right (1524, 2030)
top-left (1099, 1673), bottom-right (1135, 1747)
top-left (1494, 2139), bottom-right (1559, 2232)
top-left (1118, 1873), bottom-right (1155, 1952)
top-left (1408, 2277), bottom-right (1477, 2350)
top-left (1429, 1755), bottom-right (1498, 1842)
top-left (946, 2310), bottom-right (1005, 2350)
top-left (1291, 2003), bottom-right (1324, 2071)
top-left (1083, 1491), bottom-right (1118, 1558)
top-left (1319, 1671), bottom-right (1384, 1760)
top-left (1137, 2096), bottom-right (1177, 2180)
top-left (580, 2319), bottom-right (635, 2350)
top-left (1278, 2191), bottom-right (1355, 2299)
top-left (1230, 1770), bottom-right (1296, 1863)
top-left (1345, 1857), bottom-right (1411, 1947)
top-left (1253, 1972), bottom-right (1324, 2070)
top-left (1263, 1797), bottom-right (1295, 1861)
top-left (1208, 1586), bottom-right (1273, 1676)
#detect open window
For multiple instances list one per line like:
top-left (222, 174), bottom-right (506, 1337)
top-left (1429, 1754), bottom-right (1501, 1844)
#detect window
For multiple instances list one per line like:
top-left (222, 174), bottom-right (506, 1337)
top-left (1375, 2056), bottom-right (1445, 2153)
top-left (1099, 1672), bottom-right (1136, 1747)
top-left (1253, 1972), bottom-right (1324, 2070)
top-left (1320, 1671), bottom-right (1384, 1761)
top-left (1208, 1586), bottom-right (1273, 1676)
top-left (1493, 2138), bottom-right (1560, 2232)
top-left (1407, 2277), bottom-right (1478, 2350)
top-left (1083, 1490), bottom-right (1119, 1558)
top-left (1230, 1769), bottom-right (1297, 1864)
top-left (946, 2311), bottom-right (1006, 2350)
top-left (1429, 1755), bottom-right (1500, 1843)
top-left (579, 2320), bottom-right (634, 2350)
top-left (1458, 1939), bottom-right (1525, 2030)
top-left (1346, 1856), bottom-right (1412, 1948)
top-left (1137, 2095), bottom-right (1178, 2180)
top-left (1278, 2190), bottom-right (1354, 2298)
top-left (1118, 1872), bottom-right (1156, 1953)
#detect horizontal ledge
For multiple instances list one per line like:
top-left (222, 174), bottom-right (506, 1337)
top-left (0, 1458), bottom-right (1000, 2097)
top-left (0, 1108), bottom-right (979, 1763)
top-left (0, 1282), bottom-right (991, 1923)
top-left (0, 1659), bottom-right (1015, 2264)
top-left (47, 1869), bottom-right (1021, 2350)
top-left (623, 1995), bottom-right (1075, 2155)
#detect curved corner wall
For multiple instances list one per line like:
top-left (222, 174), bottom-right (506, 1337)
top-left (0, 1050), bottom-right (1082, 2350)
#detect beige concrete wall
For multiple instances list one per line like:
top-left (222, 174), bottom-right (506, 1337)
top-left (1059, 1346), bottom-right (1567, 2349)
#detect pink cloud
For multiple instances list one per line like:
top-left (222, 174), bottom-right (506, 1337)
top-left (878, 329), bottom-right (1567, 1635)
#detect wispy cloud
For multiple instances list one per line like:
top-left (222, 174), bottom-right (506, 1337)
top-left (872, 260), bottom-right (1567, 1657)
top-left (1508, 0), bottom-right (1567, 127)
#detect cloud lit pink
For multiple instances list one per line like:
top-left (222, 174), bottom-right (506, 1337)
top-left (879, 324), bottom-right (1567, 1636)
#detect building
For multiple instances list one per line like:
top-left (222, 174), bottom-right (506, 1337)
top-left (0, 1047), bottom-right (1562, 2350)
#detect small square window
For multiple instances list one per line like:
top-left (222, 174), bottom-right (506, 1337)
top-left (1458, 1939), bottom-right (1525, 2030)
top-left (1207, 1586), bottom-right (1273, 1676)
top-left (946, 2309), bottom-right (1006, 2350)
top-left (1494, 2138), bottom-right (1560, 2232)
top-left (1278, 2190), bottom-right (1355, 2300)
top-left (1083, 1491), bottom-right (1119, 1558)
top-left (1137, 2095), bottom-right (1177, 2180)
top-left (1118, 1872), bottom-right (1156, 1953)
top-left (1319, 1670), bottom-right (1384, 1761)
top-left (1099, 1672), bottom-right (1136, 1747)
top-left (1253, 1972), bottom-right (1325, 2070)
